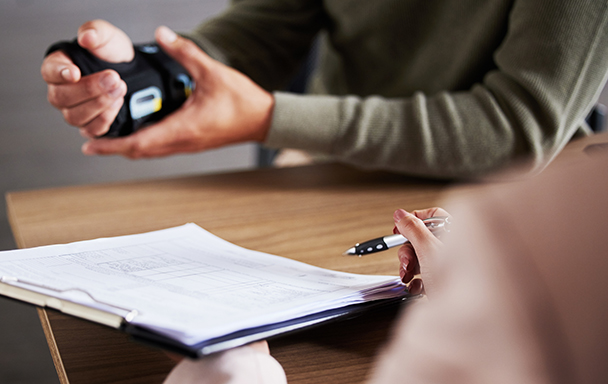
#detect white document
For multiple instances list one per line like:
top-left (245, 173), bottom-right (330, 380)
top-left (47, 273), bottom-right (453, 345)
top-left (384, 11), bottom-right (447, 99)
top-left (0, 224), bottom-right (405, 346)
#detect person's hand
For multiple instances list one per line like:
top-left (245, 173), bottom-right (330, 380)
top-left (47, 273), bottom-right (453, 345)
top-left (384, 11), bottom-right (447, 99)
top-left (41, 20), bottom-right (133, 137)
top-left (393, 208), bottom-right (450, 295)
top-left (163, 341), bottom-right (287, 384)
top-left (80, 26), bottom-right (275, 158)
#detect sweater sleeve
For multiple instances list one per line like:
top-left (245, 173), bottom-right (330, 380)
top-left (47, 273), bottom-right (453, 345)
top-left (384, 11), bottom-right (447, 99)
top-left (186, 0), bottom-right (608, 179)
top-left (184, 0), bottom-right (326, 92)
top-left (267, 0), bottom-right (608, 179)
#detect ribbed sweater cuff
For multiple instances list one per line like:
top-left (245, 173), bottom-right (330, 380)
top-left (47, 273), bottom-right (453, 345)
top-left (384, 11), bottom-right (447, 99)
top-left (265, 92), bottom-right (342, 154)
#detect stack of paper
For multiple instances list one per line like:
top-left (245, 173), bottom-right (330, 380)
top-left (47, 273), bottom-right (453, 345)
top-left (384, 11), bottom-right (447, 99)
top-left (0, 224), bottom-right (408, 356)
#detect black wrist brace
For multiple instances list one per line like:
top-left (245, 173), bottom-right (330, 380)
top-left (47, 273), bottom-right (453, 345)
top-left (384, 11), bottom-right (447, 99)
top-left (46, 40), bottom-right (194, 137)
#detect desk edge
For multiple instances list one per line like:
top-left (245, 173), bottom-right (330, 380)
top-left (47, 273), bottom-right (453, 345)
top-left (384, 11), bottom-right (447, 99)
top-left (5, 193), bottom-right (26, 249)
top-left (37, 308), bottom-right (70, 384)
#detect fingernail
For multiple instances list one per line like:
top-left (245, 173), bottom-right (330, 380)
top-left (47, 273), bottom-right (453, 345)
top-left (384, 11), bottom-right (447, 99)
top-left (157, 26), bottom-right (178, 44)
top-left (61, 68), bottom-right (73, 82)
top-left (394, 209), bottom-right (409, 222)
top-left (100, 72), bottom-right (118, 91)
top-left (80, 29), bottom-right (98, 45)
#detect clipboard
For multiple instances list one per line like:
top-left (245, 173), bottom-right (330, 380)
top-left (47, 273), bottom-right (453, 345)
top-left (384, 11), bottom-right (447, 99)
top-left (0, 224), bottom-right (410, 358)
top-left (0, 276), bottom-right (408, 357)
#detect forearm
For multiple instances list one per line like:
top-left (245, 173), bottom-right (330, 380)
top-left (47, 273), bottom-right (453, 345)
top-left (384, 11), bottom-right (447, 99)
top-left (266, 87), bottom-right (582, 180)
top-left (266, 90), bottom-right (527, 179)
top-left (267, 0), bottom-right (608, 179)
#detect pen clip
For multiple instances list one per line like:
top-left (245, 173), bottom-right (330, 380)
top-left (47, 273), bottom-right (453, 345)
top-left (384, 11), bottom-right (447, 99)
top-left (424, 216), bottom-right (451, 235)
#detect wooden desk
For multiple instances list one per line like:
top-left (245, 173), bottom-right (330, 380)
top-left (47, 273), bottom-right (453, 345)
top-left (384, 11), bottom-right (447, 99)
top-left (6, 163), bottom-right (460, 384)
top-left (12, 127), bottom-right (608, 384)
top-left (7, 131), bottom-right (608, 384)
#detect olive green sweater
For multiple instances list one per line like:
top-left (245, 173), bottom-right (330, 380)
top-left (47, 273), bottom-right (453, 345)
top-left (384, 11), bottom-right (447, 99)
top-left (186, 0), bottom-right (608, 179)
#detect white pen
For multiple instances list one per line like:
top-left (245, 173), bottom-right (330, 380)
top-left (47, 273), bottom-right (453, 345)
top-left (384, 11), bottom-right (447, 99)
top-left (343, 216), bottom-right (450, 256)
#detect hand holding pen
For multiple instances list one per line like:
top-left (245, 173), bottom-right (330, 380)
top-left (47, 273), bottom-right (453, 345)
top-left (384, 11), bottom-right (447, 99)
top-left (344, 210), bottom-right (451, 256)
top-left (346, 208), bottom-right (451, 295)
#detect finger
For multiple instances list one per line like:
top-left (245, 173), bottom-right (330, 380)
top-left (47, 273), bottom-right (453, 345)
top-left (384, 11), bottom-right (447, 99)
top-left (411, 207), bottom-right (451, 221)
top-left (62, 90), bottom-right (123, 129)
top-left (407, 278), bottom-right (425, 295)
top-left (155, 26), bottom-right (216, 79)
top-left (393, 209), bottom-right (441, 250)
top-left (48, 70), bottom-right (124, 109)
top-left (394, 209), bottom-right (443, 293)
top-left (82, 135), bottom-right (131, 157)
top-left (248, 341), bottom-right (270, 354)
top-left (77, 20), bottom-right (134, 63)
top-left (54, 74), bottom-right (125, 131)
top-left (83, 99), bottom-right (206, 158)
top-left (398, 244), bottom-right (419, 284)
top-left (78, 96), bottom-right (125, 137)
top-left (82, 117), bottom-right (185, 158)
top-left (392, 208), bottom-right (450, 235)
top-left (41, 51), bottom-right (81, 84)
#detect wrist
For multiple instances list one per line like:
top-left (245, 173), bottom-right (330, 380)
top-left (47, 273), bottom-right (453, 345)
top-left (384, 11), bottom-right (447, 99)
top-left (252, 91), bottom-right (275, 143)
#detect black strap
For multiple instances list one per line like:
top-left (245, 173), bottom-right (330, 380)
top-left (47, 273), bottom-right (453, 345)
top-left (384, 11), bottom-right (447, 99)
top-left (46, 40), bottom-right (193, 137)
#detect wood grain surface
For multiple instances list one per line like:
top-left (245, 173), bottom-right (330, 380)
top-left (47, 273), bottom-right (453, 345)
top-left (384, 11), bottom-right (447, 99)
top-left (4, 162), bottom-right (480, 384)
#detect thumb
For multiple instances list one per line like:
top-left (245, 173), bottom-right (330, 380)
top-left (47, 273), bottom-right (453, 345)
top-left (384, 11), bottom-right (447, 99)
top-left (77, 19), bottom-right (134, 63)
top-left (155, 26), bottom-right (216, 80)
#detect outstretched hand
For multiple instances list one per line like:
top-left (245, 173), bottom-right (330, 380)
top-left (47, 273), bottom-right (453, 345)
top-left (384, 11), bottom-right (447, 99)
top-left (80, 26), bottom-right (275, 158)
top-left (393, 208), bottom-right (450, 295)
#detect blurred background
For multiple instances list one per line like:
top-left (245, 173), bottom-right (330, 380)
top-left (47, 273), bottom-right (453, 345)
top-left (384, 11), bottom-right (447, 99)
top-left (1, 1), bottom-right (607, 383)
top-left (0, 1), bottom-right (251, 383)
